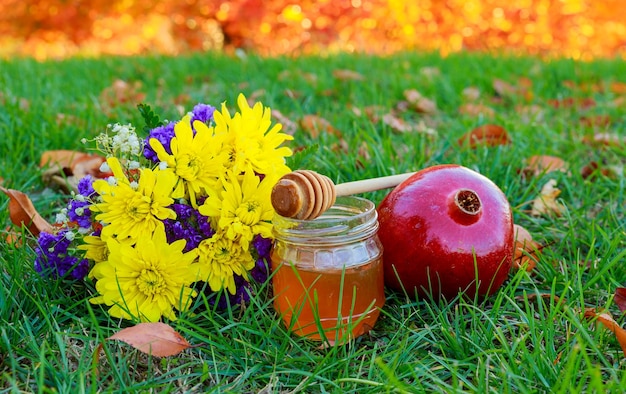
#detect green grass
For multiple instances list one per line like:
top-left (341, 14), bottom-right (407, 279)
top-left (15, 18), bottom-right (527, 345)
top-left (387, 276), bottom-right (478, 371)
top-left (1, 51), bottom-right (625, 392)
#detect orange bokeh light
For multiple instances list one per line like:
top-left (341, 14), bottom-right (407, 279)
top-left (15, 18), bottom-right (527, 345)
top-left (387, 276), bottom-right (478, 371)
top-left (0, 0), bottom-right (624, 60)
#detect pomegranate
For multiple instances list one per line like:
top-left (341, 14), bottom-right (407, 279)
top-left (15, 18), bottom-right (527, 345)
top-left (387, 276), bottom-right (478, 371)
top-left (377, 164), bottom-right (514, 299)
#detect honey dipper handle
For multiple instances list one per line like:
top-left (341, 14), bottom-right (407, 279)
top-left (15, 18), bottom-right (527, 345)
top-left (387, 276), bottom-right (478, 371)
top-left (334, 172), bottom-right (416, 196)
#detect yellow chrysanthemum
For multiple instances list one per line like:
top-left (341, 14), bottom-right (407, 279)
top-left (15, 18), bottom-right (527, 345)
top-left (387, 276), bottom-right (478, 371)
top-left (91, 157), bottom-right (179, 242)
top-left (78, 234), bottom-right (108, 264)
top-left (212, 93), bottom-right (293, 178)
top-left (150, 114), bottom-right (227, 207)
top-left (199, 170), bottom-right (276, 246)
top-left (89, 227), bottom-right (200, 322)
top-left (197, 231), bottom-right (255, 294)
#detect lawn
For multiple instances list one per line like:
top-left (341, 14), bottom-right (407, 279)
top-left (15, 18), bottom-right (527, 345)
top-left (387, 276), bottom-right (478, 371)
top-left (1, 51), bottom-right (625, 392)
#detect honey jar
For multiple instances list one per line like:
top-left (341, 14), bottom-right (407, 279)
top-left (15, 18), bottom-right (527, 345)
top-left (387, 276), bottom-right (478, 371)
top-left (271, 196), bottom-right (385, 342)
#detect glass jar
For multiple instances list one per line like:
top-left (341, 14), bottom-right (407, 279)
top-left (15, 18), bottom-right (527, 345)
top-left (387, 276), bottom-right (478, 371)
top-left (271, 196), bottom-right (384, 342)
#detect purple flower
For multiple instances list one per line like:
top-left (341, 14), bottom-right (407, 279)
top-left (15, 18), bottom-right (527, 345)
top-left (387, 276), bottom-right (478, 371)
top-left (67, 199), bottom-right (92, 229)
top-left (35, 230), bottom-right (89, 280)
top-left (191, 103), bottom-right (215, 124)
top-left (143, 122), bottom-right (176, 163)
top-left (163, 203), bottom-right (214, 252)
top-left (77, 175), bottom-right (96, 197)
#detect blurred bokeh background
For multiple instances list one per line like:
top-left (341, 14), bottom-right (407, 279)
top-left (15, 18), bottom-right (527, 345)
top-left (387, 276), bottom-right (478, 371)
top-left (1, 0), bottom-right (625, 60)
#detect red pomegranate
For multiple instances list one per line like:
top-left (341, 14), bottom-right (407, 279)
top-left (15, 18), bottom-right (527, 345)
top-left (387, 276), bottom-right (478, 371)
top-left (377, 164), bottom-right (514, 299)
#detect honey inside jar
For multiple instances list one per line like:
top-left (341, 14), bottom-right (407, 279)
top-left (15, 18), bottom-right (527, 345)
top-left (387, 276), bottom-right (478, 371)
top-left (271, 196), bottom-right (385, 342)
top-left (271, 256), bottom-right (384, 341)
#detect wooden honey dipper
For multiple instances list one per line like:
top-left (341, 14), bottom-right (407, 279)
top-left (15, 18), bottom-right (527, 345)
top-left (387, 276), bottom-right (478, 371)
top-left (271, 170), bottom-right (416, 220)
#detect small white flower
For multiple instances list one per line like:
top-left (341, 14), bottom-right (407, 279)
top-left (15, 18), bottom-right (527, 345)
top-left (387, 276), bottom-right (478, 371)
top-left (55, 212), bottom-right (68, 224)
top-left (100, 162), bottom-right (111, 173)
top-left (78, 227), bottom-right (91, 235)
top-left (129, 181), bottom-right (139, 190)
top-left (81, 138), bottom-right (87, 144)
top-left (64, 231), bottom-right (75, 241)
top-left (128, 160), bottom-right (141, 170)
top-left (107, 176), bottom-right (117, 186)
top-left (75, 194), bottom-right (86, 202)
top-left (159, 161), bottom-right (168, 170)
top-left (75, 207), bottom-right (85, 216)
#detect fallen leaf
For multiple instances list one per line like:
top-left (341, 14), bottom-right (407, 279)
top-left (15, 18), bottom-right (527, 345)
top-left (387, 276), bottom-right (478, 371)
top-left (493, 78), bottom-right (518, 97)
top-left (332, 69), bottom-right (364, 81)
top-left (584, 308), bottom-right (626, 357)
top-left (458, 103), bottom-right (496, 118)
top-left (419, 66), bottom-right (440, 80)
top-left (582, 132), bottom-right (623, 147)
top-left (403, 89), bottom-right (437, 114)
top-left (547, 97), bottom-right (595, 109)
top-left (107, 322), bottom-right (193, 358)
top-left (3, 225), bottom-right (22, 246)
top-left (457, 124), bottom-right (511, 148)
top-left (615, 288), bottom-right (626, 314)
top-left (530, 179), bottom-right (564, 217)
top-left (579, 115), bottom-right (611, 128)
top-left (462, 86), bottom-right (481, 102)
top-left (0, 186), bottom-right (54, 236)
top-left (580, 161), bottom-right (622, 180)
top-left (271, 109), bottom-right (297, 136)
top-left (522, 155), bottom-right (568, 178)
top-left (382, 113), bottom-right (414, 133)
top-left (515, 104), bottom-right (545, 123)
top-left (513, 224), bottom-right (540, 271)
top-left (300, 115), bottom-right (339, 138)
top-left (40, 150), bottom-right (108, 178)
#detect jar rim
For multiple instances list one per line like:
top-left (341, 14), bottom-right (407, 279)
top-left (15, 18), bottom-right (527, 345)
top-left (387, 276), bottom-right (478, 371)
top-left (272, 195), bottom-right (378, 242)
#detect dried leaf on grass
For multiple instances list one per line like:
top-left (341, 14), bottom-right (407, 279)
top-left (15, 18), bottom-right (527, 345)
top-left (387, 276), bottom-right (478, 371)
top-left (300, 115), bottom-right (340, 138)
top-left (580, 161), bottom-right (623, 180)
top-left (458, 103), bottom-right (496, 118)
top-left (530, 179), bottom-right (564, 217)
top-left (271, 109), bottom-right (297, 136)
top-left (40, 150), bottom-right (108, 179)
top-left (108, 322), bottom-right (194, 358)
top-left (403, 89), bottom-right (437, 114)
top-left (614, 288), bottom-right (626, 314)
top-left (99, 79), bottom-right (146, 111)
top-left (547, 97), bottom-right (595, 109)
top-left (513, 224), bottom-right (541, 271)
top-left (332, 69), bottom-right (365, 81)
top-left (582, 132), bottom-right (623, 147)
top-left (522, 155), bottom-right (568, 178)
top-left (457, 124), bottom-right (511, 148)
top-left (584, 308), bottom-right (626, 357)
top-left (0, 186), bottom-right (53, 236)
top-left (462, 86), bottom-right (481, 101)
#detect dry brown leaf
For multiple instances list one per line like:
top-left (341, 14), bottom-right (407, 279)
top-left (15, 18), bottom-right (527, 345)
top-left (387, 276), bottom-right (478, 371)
top-left (40, 150), bottom-right (108, 178)
top-left (582, 132), bottom-right (623, 147)
top-left (530, 179), bottom-right (564, 217)
top-left (247, 89), bottom-right (266, 104)
top-left (271, 109), bottom-right (297, 136)
top-left (332, 69), bottom-right (365, 81)
top-left (300, 115), bottom-right (339, 138)
top-left (403, 89), bottom-right (437, 114)
top-left (0, 186), bottom-right (53, 236)
top-left (419, 66), bottom-right (441, 80)
top-left (584, 308), bottom-right (626, 357)
top-left (515, 104), bottom-right (545, 123)
top-left (579, 115), bottom-right (611, 128)
top-left (382, 113), bottom-right (415, 133)
top-left (458, 103), bottom-right (496, 118)
top-left (493, 78), bottom-right (518, 97)
top-left (522, 155), bottom-right (568, 177)
top-left (580, 161), bottom-right (623, 180)
top-left (108, 322), bottom-right (193, 358)
top-left (547, 97), bottom-right (595, 109)
top-left (457, 124), bottom-right (511, 148)
top-left (513, 224), bottom-right (540, 271)
top-left (615, 288), bottom-right (626, 314)
top-left (99, 79), bottom-right (146, 112)
top-left (3, 225), bottom-right (22, 246)
top-left (462, 86), bottom-right (481, 102)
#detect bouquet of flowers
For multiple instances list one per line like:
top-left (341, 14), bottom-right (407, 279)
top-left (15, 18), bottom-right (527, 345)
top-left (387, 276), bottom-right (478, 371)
top-left (34, 93), bottom-right (293, 322)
